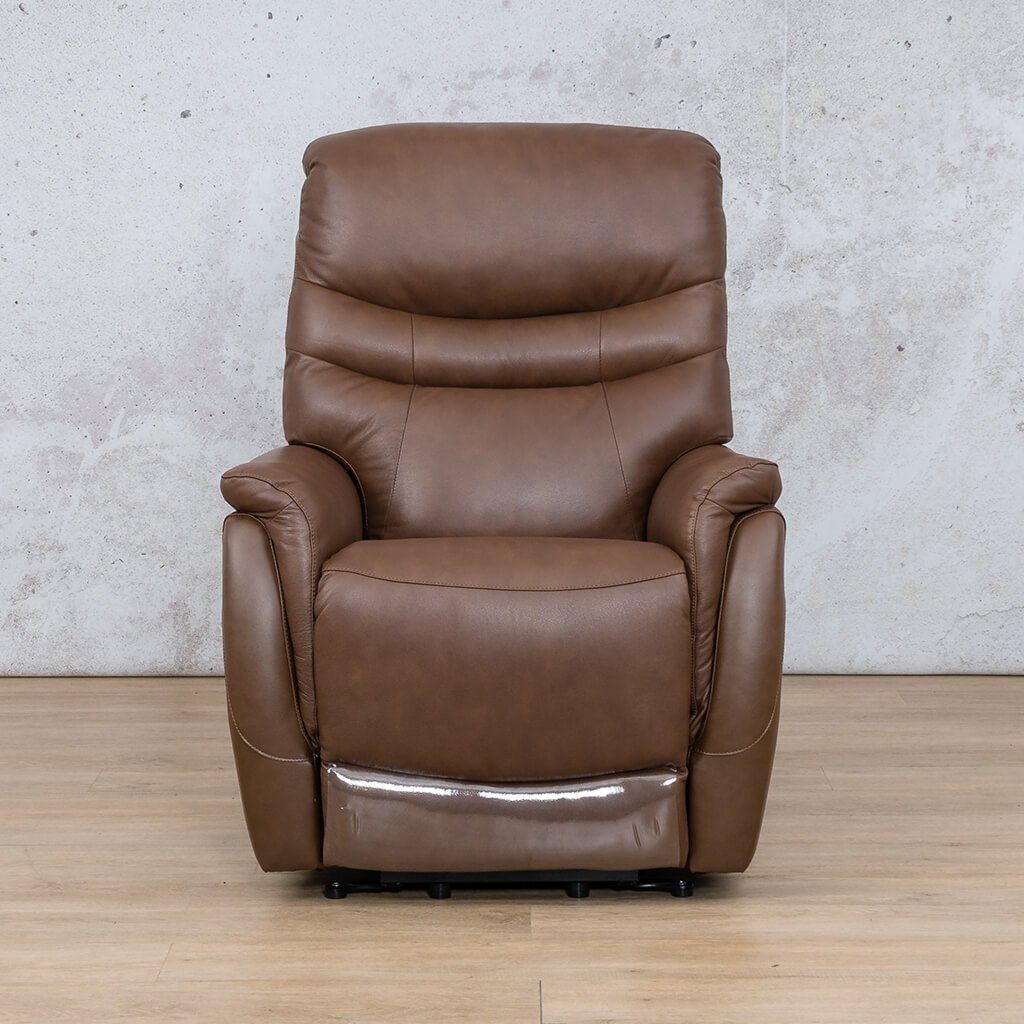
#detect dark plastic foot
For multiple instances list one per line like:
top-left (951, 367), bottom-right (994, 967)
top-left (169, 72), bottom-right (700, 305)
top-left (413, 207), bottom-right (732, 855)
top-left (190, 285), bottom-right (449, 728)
top-left (566, 881), bottom-right (590, 899)
top-left (427, 882), bottom-right (452, 900)
top-left (670, 879), bottom-right (694, 899)
top-left (323, 880), bottom-right (347, 899)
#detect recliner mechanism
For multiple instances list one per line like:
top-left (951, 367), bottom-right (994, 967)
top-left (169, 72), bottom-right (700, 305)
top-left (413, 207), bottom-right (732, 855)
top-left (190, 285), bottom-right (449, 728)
top-left (321, 868), bottom-right (694, 900)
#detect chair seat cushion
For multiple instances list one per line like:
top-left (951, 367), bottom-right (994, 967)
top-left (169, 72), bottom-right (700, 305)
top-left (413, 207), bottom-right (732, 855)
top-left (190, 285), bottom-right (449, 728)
top-left (313, 536), bottom-right (691, 781)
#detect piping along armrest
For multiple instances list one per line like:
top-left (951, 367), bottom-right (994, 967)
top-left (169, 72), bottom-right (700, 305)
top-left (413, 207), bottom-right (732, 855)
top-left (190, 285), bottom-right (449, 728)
top-left (647, 444), bottom-right (782, 744)
top-left (221, 444), bottom-right (363, 741)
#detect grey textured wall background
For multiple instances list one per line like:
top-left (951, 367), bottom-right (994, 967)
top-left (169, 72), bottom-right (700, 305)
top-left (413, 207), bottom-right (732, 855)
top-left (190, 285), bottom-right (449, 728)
top-left (2, 1), bottom-right (1022, 675)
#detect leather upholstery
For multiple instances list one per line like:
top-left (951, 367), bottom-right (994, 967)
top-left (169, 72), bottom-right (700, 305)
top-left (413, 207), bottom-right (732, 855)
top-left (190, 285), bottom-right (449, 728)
top-left (647, 444), bottom-right (782, 742)
top-left (323, 764), bottom-right (687, 872)
top-left (222, 514), bottom-right (322, 870)
top-left (296, 122), bottom-right (724, 318)
top-left (222, 445), bottom-right (362, 739)
top-left (285, 123), bottom-right (731, 541)
top-left (687, 508), bottom-right (786, 872)
top-left (220, 122), bottom-right (786, 878)
top-left (313, 537), bottom-right (690, 780)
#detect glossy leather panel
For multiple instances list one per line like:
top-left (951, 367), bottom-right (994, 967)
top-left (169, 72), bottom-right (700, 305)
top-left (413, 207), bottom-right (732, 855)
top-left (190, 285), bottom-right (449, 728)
top-left (222, 514), bottom-right (321, 870)
top-left (322, 763), bottom-right (687, 872)
top-left (687, 508), bottom-right (785, 872)
top-left (221, 444), bottom-right (363, 737)
top-left (647, 444), bottom-right (782, 741)
top-left (313, 536), bottom-right (691, 780)
top-left (297, 123), bottom-right (724, 319)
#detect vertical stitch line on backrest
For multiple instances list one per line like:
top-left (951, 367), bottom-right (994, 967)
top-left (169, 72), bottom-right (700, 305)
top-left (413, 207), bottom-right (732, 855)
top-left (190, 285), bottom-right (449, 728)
top-left (598, 310), bottom-right (638, 541)
top-left (382, 316), bottom-right (416, 537)
top-left (409, 312), bottom-right (416, 385)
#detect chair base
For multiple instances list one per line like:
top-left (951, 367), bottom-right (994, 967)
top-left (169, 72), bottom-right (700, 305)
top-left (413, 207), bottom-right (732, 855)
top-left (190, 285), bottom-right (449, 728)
top-left (321, 868), bottom-right (694, 900)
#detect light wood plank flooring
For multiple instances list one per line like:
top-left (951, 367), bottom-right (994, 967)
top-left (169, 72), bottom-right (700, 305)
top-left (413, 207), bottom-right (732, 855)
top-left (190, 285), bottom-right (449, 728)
top-left (1, 676), bottom-right (1022, 1022)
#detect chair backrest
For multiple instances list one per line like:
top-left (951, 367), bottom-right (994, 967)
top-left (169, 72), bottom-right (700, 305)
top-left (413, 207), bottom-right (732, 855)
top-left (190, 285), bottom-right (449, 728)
top-left (283, 122), bottom-right (732, 540)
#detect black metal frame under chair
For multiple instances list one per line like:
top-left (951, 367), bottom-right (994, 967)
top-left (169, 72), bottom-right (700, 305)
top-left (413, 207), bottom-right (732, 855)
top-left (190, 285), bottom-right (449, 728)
top-left (321, 869), bottom-right (695, 901)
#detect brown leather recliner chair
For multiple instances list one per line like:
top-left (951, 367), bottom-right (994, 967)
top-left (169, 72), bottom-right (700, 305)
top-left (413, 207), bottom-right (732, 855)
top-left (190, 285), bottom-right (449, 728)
top-left (221, 123), bottom-right (785, 894)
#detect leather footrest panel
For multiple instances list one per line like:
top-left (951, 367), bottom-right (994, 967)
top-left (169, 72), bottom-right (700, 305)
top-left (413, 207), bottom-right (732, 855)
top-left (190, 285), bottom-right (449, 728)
top-left (322, 763), bottom-right (687, 872)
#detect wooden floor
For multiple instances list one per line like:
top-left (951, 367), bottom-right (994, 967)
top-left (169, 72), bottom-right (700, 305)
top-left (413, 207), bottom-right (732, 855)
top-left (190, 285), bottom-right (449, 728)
top-left (1, 676), bottom-right (1022, 1022)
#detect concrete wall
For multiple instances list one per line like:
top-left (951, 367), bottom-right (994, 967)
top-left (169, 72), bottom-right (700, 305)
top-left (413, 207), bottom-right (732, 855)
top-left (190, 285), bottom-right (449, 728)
top-left (2, 1), bottom-right (1022, 675)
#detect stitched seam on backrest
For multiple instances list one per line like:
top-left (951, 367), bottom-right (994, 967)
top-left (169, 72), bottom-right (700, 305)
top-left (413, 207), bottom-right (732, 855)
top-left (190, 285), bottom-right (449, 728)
top-left (291, 273), bottom-right (725, 321)
top-left (286, 275), bottom-right (726, 386)
top-left (285, 339), bottom-right (726, 388)
top-left (409, 310), bottom-right (417, 385)
top-left (598, 309), bottom-right (639, 541)
top-left (381, 314), bottom-right (417, 538)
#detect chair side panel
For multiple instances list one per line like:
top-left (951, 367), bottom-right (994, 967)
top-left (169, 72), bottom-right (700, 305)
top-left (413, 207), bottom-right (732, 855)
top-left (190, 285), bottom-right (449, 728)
top-left (686, 509), bottom-right (785, 873)
top-left (223, 514), bottom-right (322, 871)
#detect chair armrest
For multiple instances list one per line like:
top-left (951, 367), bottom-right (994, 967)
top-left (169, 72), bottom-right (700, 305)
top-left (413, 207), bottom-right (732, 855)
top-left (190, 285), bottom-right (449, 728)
top-left (647, 444), bottom-right (782, 743)
top-left (222, 513), bottom-right (322, 869)
top-left (221, 444), bottom-right (363, 740)
top-left (686, 506), bottom-right (786, 872)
